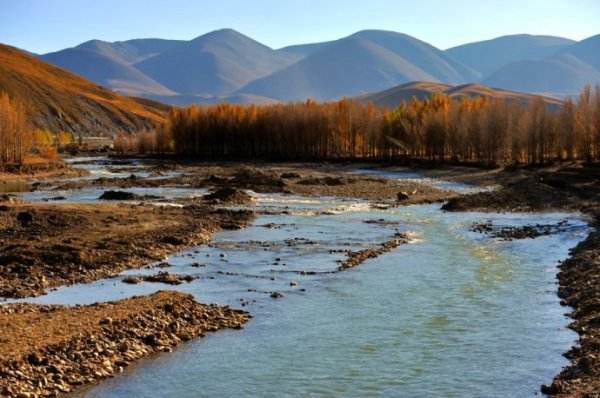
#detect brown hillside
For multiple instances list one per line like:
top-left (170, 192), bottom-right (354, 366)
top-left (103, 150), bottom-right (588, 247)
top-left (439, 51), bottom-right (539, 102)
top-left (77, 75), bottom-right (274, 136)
top-left (0, 44), bottom-right (168, 136)
top-left (359, 81), bottom-right (564, 109)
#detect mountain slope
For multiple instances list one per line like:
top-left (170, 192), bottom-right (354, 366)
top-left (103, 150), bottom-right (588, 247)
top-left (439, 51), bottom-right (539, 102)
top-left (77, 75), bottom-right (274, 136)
top-left (484, 53), bottom-right (600, 96)
top-left (447, 34), bottom-right (575, 78)
top-left (240, 30), bottom-right (479, 101)
top-left (0, 44), bottom-right (167, 135)
top-left (135, 29), bottom-right (299, 96)
top-left (41, 48), bottom-right (175, 96)
top-left (278, 41), bottom-right (333, 58)
top-left (76, 38), bottom-right (185, 64)
top-left (359, 81), bottom-right (563, 109)
top-left (561, 34), bottom-right (600, 70)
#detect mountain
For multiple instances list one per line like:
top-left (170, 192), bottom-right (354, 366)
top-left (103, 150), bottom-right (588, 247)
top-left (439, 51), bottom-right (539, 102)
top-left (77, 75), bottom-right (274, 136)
top-left (484, 54), bottom-right (600, 96)
top-left (562, 34), bottom-right (600, 71)
top-left (36, 30), bottom-right (600, 103)
top-left (278, 41), bottom-right (333, 58)
top-left (76, 38), bottom-right (185, 64)
top-left (135, 29), bottom-right (299, 96)
top-left (239, 30), bottom-right (479, 101)
top-left (146, 93), bottom-right (278, 106)
top-left (0, 44), bottom-right (167, 135)
top-left (482, 35), bottom-right (600, 96)
top-left (359, 81), bottom-right (563, 109)
top-left (447, 34), bottom-right (575, 78)
top-left (41, 47), bottom-right (175, 96)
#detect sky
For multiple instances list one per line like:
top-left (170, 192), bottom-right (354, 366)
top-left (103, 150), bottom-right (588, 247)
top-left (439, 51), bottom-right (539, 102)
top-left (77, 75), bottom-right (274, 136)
top-left (1, 0), bottom-right (599, 54)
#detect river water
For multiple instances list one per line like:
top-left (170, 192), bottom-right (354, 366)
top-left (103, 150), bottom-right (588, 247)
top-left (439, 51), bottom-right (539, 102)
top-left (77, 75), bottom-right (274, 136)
top-left (12, 159), bottom-right (590, 397)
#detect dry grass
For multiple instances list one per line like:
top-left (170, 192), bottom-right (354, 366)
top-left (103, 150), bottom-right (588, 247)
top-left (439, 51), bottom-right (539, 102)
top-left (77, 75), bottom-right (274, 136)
top-left (0, 44), bottom-right (169, 135)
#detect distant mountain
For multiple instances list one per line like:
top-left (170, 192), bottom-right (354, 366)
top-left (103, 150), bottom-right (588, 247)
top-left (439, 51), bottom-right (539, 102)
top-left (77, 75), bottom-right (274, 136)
top-left (76, 38), bottom-right (185, 64)
top-left (41, 48), bottom-right (176, 96)
top-left (562, 34), bottom-right (600, 70)
top-left (135, 29), bottom-right (299, 96)
top-left (359, 81), bottom-right (563, 109)
top-left (0, 44), bottom-right (167, 135)
top-left (35, 29), bottom-right (600, 103)
top-left (278, 41), bottom-right (333, 58)
top-left (483, 35), bottom-right (600, 96)
top-left (484, 54), bottom-right (600, 96)
top-left (447, 34), bottom-right (575, 78)
top-left (146, 93), bottom-right (278, 106)
top-left (240, 30), bottom-right (479, 101)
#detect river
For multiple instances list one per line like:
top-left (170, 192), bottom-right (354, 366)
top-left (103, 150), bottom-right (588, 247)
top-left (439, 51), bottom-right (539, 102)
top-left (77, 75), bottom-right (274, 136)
top-left (13, 158), bottom-right (590, 397)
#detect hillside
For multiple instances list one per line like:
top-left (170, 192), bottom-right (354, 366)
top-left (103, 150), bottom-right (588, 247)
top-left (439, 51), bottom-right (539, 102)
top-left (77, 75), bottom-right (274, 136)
top-left (359, 81), bottom-right (563, 109)
top-left (240, 30), bottom-right (479, 101)
top-left (135, 29), bottom-right (299, 96)
top-left (447, 34), bottom-right (575, 77)
top-left (0, 44), bottom-right (168, 135)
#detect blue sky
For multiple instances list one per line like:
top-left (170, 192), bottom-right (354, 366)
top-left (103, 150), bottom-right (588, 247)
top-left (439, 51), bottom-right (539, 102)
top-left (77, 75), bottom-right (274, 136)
top-left (2, 0), bottom-right (599, 54)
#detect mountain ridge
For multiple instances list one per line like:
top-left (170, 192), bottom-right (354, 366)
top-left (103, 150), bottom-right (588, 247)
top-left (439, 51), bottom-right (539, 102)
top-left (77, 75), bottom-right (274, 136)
top-left (31, 29), bottom-right (600, 104)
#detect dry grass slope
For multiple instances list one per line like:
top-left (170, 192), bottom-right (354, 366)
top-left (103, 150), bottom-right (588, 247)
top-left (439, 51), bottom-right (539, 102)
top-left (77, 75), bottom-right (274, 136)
top-left (0, 44), bottom-right (168, 136)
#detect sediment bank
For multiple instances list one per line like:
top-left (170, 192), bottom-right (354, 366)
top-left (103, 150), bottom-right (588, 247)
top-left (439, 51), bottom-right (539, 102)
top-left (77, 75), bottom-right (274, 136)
top-left (0, 201), bottom-right (253, 298)
top-left (0, 291), bottom-right (250, 397)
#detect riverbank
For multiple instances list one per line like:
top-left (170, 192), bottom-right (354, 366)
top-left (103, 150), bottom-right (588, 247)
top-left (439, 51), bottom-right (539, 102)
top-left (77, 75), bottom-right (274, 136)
top-left (0, 201), bottom-right (253, 298)
top-left (440, 163), bottom-right (600, 396)
top-left (0, 291), bottom-right (249, 397)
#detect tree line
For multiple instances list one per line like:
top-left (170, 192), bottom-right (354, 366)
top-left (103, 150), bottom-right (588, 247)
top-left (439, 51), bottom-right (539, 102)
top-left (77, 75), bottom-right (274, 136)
top-left (116, 85), bottom-right (600, 165)
top-left (0, 92), bottom-right (31, 167)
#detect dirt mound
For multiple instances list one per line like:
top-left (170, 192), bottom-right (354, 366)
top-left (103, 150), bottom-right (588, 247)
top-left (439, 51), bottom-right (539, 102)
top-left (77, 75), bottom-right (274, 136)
top-left (203, 187), bottom-right (254, 205)
top-left (443, 178), bottom-right (572, 212)
top-left (230, 167), bottom-right (286, 192)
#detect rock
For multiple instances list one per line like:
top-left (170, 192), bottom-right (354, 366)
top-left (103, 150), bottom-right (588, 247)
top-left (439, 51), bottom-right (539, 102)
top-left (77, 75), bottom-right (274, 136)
top-left (99, 190), bottom-right (138, 201)
top-left (397, 192), bottom-right (410, 201)
top-left (203, 187), bottom-right (253, 205)
top-left (122, 276), bottom-right (142, 284)
top-left (280, 172), bottom-right (301, 179)
top-left (161, 236), bottom-right (184, 245)
top-left (16, 211), bottom-right (34, 225)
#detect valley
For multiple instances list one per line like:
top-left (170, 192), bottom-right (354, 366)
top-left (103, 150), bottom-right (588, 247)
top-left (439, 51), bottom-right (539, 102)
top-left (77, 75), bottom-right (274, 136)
top-left (2, 4), bottom-right (600, 397)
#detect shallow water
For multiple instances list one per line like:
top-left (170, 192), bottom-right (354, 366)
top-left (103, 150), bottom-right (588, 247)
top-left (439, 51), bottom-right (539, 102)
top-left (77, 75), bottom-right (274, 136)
top-left (352, 168), bottom-right (492, 194)
top-left (10, 158), bottom-right (590, 397)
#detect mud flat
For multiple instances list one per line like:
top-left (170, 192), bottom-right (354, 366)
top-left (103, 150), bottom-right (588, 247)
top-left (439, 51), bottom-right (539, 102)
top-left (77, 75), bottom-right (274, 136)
top-left (45, 161), bottom-right (457, 204)
top-left (0, 201), bottom-right (253, 298)
top-left (441, 164), bottom-right (600, 396)
top-left (0, 291), bottom-right (249, 397)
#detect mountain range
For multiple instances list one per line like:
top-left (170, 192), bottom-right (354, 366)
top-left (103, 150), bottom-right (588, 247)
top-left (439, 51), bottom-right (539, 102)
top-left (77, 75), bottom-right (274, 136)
top-left (20, 29), bottom-right (600, 104)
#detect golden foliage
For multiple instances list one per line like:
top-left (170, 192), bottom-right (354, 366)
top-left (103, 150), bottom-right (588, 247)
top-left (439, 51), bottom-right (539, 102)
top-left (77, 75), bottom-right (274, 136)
top-left (124, 86), bottom-right (600, 166)
top-left (0, 92), bottom-right (31, 166)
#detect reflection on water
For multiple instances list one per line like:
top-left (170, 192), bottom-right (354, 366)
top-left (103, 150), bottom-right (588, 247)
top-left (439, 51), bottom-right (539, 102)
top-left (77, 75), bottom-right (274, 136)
top-left (10, 158), bottom-right (590, 397)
